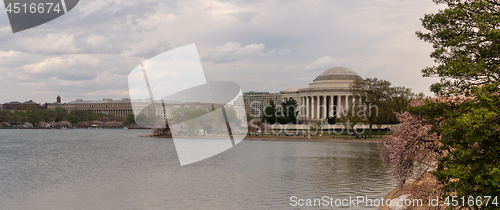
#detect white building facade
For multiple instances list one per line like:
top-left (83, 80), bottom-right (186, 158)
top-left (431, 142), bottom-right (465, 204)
top-left (281, 67), bottom-right (364, 121)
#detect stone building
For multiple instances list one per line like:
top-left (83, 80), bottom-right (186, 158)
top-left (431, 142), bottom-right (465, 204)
top-left (52, 97), bottom-right (222, 120)
top-left (235, 91), bottom-right (282, 119)
top-left (280, 66), bottom-right (364, 121)
top-left (2, 100), bottom-right (44, 110)
top-left (59, 98), bottom-right (136, 119)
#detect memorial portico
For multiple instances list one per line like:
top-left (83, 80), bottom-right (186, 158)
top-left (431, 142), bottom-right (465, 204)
top-left (281, 67), bottom-right (364, 121)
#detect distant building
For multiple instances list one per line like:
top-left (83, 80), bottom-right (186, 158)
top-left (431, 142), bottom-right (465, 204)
top-left (280, 66), bottom-right (364, 120)
top-left (55, 98), bottom-right (222, 120)
top-left (45, 95), bottom-right (64, 109)
top-left (55, 98), bottom-right (135, 119)
top-left (236, 91), bottom-right (282, 119)
top-left (2, 100), bottom-right (44, 111)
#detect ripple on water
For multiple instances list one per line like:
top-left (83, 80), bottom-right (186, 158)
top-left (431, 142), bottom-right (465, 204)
top-left (0, 130), bottom-right (395, 209)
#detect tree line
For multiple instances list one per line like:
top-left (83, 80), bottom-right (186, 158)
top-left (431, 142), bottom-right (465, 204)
top-left (379, 0), bottom-right (500, 208)
top-left (0, 105), bottom-right (136, 128)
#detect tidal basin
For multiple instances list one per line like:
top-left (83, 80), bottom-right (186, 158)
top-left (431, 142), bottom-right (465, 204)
top-left (0, 129), bottom-right (395, 209)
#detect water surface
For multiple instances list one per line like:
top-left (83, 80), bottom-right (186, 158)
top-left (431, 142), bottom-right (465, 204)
top-left (0, 129), bottom-right (395, 209)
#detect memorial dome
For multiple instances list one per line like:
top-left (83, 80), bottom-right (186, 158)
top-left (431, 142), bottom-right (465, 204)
top-left (313, 66), bottom-right (362, 81)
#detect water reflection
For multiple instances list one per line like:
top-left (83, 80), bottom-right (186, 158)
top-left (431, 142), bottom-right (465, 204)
top-left (0, 130), bottom-right (395, 209)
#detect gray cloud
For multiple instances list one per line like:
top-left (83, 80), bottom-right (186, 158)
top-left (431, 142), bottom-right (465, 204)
top-left (0, 0), bottom-right (444, 103)
top-left (203, 42), bottom-right (275, 63)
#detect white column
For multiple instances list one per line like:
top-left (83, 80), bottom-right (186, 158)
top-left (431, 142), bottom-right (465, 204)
top-left (323, 96), bottom-right (328, 119)
top-left (334, 96), bottom-right (338, 118)
top-left (312, 96), bottom-right (316, 119)
top-left (299, 97), bottom-right (302, 119)
top-left (297, 97), bottom-right (301, 118)
top-left (311, 96), bottom-right (314, 119)
top-left (337, 95), bottom-right (342, 118)
top-left (340, 95), bottom-right (345, 118)
top-left (306, 96), bottom-right (311, 119)
top-left (313, 96), bottom-right (317, 119)
top-left (344, 95), bottom-right (348, 116)
top-left (330, 95), bottom-right (334, 118)
top-left (319, 96), bottom-right (322, 119)
top-left (310, 96), bottom-right (313, 120)
top-left (351, 96), bottom-right (354, 114)
top-left (301, 96), bottom-right (304, 120)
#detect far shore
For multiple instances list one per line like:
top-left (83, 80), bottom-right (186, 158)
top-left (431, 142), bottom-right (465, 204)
top-left (139, 134), bottom-right (381, 143)
top-left (244, 136), bottom-right (380, 143)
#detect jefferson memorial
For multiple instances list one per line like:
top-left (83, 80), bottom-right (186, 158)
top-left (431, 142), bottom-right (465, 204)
top-left (280, 66), bottom-right (364, 121)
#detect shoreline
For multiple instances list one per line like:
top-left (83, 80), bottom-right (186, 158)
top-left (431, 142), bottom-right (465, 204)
top-left (139, 134), bottom-right (380, 143)
top-left (244, 136), bottom-right (379, 143)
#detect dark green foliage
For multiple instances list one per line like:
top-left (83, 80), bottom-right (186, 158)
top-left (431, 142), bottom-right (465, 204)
top-left (0, 107), bottom-right (131, 126)
top-left (10, 111), bottom-right (25, 124)
top-left (38, 109), bottom-right (56, 122)
top-left (54, 107), bottom-right (68, 122)
top-left (25, 105), bottom-right (39, 125)
top-left (262, 99), bottom-right (299, 124)
top-left (416, 0), bottom-right (500, 95)
top-left (350, 78), bottom-right (423, 136)
top-left (0, 110), bottom-right (11, 122)
top-left (415, 0), bottom-right (500, 205)
top-left (68, 115), bottom-right (80, 125)
top-left (124, 114), bottom-right (136, 125)
top-left (82, 109), bottom-right (96, 121)
top-left (281, 98), bottom-right (299, 123)
top-left (262, 100), bottom-right (277, 124)
top-left (409, 85), bottom-right (500, 207)
top-left (327, 116), bottom-right (336, 124)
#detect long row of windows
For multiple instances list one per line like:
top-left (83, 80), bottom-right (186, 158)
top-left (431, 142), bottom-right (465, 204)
top-left (76, 104), bottom-right (131, 108)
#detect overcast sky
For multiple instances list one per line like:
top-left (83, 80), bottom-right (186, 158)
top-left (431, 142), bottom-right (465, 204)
top-left (0, 0), bottom-right (444, 104)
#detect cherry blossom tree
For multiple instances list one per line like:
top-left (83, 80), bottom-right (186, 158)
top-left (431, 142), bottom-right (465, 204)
top-left (378, 98), bottom-right (442, 188)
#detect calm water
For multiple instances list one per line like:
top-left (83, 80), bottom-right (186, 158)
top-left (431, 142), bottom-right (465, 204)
top-left (0, 129), bottom-right (395, 210)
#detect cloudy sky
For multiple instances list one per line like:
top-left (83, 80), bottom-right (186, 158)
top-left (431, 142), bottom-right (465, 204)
top-left (0, 0), bottom-right (443, 104)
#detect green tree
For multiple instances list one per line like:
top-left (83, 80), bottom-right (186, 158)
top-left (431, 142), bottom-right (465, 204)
top-left (414, 0), bottom-right (500, 204)
top-left (246, 114), bottom-right (257, 122)
top-left (38, 109), bottom-right (56, 122)
top-left (337, 101), bottom-right (366, 133)
top-left (327, 116), bottom-right (336, 124)
top-left (387, 86), bottom-right (419, 114)
top-left (170, 107), bottom-right (221, 135)
top-left (350, 78), bottom-right (392, 137)
top-left (262, 100), bottom-right (276, 124)
top-left (281, 98), bottom-right (299, 123)
top-left (124, 114), bottom-right (136, 125)
top-left (68, 115), bottom-right (80, 125)
top-left (135, 114), bottom-right (148, 124)
top-left (416, 0), bottom-right (500, 95)
top-left (373, 86), bottom-right (419, 131)
top-left (0, 110), bottom-right (12, 122)
top-left (170, 107), bottom-right (211, 123)
top-left (82, 109), bottom-right (96, 121)
top-left (224, 107), bottom-right (241, 127)
top-left (54, 107), bottom-right (69, 122)
top-left (261, 99), bottom-right (299, 124)
top-left (373, 103), bottom-right (392, 133)
top-left (25, 105), bottom-right (39, 125)
top-left (9, 110), bottom-right (25, 124)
